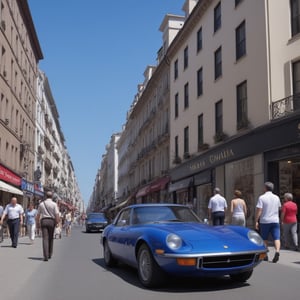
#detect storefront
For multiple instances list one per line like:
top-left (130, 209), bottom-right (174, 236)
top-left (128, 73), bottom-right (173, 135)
top-left (135, 176), bottom-right (170, 204)
top-left (169, 113), bottom-right (300, 227)
top-left (0, 164), bottom-right (23, 207)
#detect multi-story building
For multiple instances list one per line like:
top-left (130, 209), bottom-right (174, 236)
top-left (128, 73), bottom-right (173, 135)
top-left (36, 71), bottom-right (83, 212)
top-left (0, 0), bottom-right (43, 207)
top-left (167, 0), bottom-right (300, 225)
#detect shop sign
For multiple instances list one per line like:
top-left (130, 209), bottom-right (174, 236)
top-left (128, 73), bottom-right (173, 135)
top-left (0, 164), bottom-right (21, 186)
top-left (21, 179), bottom-right (35, 194)
top-left (34, 182), bottom-right (44, 196)
top-left (189, 148), bottom-right (235, 172)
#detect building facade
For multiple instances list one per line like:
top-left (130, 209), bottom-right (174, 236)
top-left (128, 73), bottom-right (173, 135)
top-left (167, 0), bottom-right (300, 225)
top-left (0, 0), bottom-right (42, 207)
top-left (0, 0), bottom-right (83, 212)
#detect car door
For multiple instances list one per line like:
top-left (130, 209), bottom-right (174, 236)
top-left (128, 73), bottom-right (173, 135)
top-left (107, 208), bottom-right (132, 261)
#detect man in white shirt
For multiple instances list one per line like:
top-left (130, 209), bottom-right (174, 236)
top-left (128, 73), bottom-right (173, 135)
top-left (208, 187), bottom-right (227, 225)
top-left (0, 197), bottom-right (24, 248)
top-left (255, 182), bottom-right (281, 263)
top-left (36, 191), bottom-right (60, 261)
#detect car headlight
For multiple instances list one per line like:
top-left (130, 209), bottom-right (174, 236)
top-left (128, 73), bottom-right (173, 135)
top-left (166, 234), bottom-right (182, 250)
top-left (248, 230), bottom-right (264, 246)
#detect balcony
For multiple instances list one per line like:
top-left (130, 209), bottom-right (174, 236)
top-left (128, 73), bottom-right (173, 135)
top-left (271, 94), bottom-right (300, 119)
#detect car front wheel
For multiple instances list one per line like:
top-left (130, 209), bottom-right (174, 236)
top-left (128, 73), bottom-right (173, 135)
top-left (137, 243), bottom-right (165, 288)
top-left (103, 241), bottom-right (117, 267)
top-left (230, 269), bottom-right (253, 282)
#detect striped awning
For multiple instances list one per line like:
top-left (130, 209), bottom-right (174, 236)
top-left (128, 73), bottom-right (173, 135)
top-left (0, 180), bottom-right (23, 195)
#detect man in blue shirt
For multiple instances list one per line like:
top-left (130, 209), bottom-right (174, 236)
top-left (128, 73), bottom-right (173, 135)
top-left (0, 197), bottom-right (24, 248)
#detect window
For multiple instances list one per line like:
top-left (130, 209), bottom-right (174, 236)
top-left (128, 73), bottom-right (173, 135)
top-left (197, 27), bottom-right (202, 52)
top-left (291, 0), bottom-right (300, 36)
top-left (236, 81), bottom-right (248, 129)
top-left (292, 60), bottom-right (300, 110)
top-left (214, 2), bottom-right (221, 32)
top-left (175, 93), bottom-right (179, 118)
top-left (215, 100), bottom-right (223, 134)
top-left (184, 126), bottom-right (189, 155)
top-left (236, 20), bottom-right (246, 60)
top-left (184, 46), bottom-right (189, 69)
top-left (175, 135), bottom-right (179, 158)
top-left (174, 59), bottom-right (178, 80)
top-left (198, 114), bottom-right (204, 146)
top-left (235, 0), bottom-right (243, 7)
top-left (214, 46), bottom-right (222, 79)
top-left (184, 83), bottom-right (189, 109)
top-left (197, 67), bottom-right (203, 97)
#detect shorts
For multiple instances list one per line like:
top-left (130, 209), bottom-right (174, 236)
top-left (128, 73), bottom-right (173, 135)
top-left (259, 223), bottom-right (280, 240)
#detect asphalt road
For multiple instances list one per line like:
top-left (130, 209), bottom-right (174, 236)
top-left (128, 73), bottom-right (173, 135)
top-left (1, 226), bottom-right (299, 300)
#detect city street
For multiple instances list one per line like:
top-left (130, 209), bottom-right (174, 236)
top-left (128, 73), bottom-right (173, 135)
top-left (1, 226), bottom-right (300, 300)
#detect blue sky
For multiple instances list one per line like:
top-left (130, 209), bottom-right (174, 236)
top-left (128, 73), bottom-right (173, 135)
top-left (28, 0), bottom-right (184, 204)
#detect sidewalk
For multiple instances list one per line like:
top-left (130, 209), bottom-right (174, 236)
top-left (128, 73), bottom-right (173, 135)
top-left (266, 248), bottom-right (300, 269)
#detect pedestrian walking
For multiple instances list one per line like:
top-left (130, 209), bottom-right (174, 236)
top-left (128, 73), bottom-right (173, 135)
top-left (208, 187), bottom-right (227, 226)
top-left (281, 192), bottom-right (299, 251)
top-left (25, 202), bottom-right (38, 244)
top-left (64, 210), bottom-right (72, 236)
top-left (255, 182), bottom-right (281, 263)
top-left (0, 196), bottom-right (24, 248)
top-left (230, 190), bottom-right (247, 226)
top-left (36, 191), bottom-right (60, 261)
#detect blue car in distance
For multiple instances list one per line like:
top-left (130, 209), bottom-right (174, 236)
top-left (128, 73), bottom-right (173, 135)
top-left (102, 204), bottom-right (267, 288)
top-left (85, 212), bottom-right (108, 233)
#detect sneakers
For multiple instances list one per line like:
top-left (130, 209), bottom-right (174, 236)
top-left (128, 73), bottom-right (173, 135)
top-left (272, 252), bottom-right (280, 263)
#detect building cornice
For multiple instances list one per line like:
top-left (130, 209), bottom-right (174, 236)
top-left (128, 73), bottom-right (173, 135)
top-left (17, 0), bottom-right (43, 60)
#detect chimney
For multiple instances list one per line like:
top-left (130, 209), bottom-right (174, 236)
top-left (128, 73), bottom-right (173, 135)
top-left (182, 0), bottom-right (199, 18)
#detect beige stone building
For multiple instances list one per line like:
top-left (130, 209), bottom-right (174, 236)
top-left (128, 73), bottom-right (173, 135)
top-left (167, 0), bottom-right (300, 225)
top-left (0, 0), bottom-right (43, 206)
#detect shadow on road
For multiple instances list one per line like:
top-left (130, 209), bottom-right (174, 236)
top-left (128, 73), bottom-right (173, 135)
top-left (91, 258), bottom-right (249, 292)
top-left (28, 257), bottom-right (44, 261)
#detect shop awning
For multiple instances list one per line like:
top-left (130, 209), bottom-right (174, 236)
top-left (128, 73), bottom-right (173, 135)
top-left (110, 197), bottom-right (131, 212)
top-left (168, 177), bottom-right (193, 193)
top-left (136, 185), bottom-right (151, 198)
top-left (0, 180), bottom-right (23, 195)
top-left (149, 177), bottom-right (170, 193)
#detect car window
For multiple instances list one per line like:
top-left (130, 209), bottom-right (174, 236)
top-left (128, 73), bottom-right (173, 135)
top-left (116, 209), bottom-right (130, 227)
top-left (87, 213), bottom-right (106, 220)
top-left (133, 206), bottom-right (200, 224)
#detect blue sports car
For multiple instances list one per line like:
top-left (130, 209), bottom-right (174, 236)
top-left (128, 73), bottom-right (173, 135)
top-left (101, 204), bottom-right (267, 288)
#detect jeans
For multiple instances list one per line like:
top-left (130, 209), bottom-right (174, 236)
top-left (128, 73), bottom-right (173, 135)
top-left (7, 218), bottom-right (20, 247)
top-left (212, 211), bottom-right (225, 226)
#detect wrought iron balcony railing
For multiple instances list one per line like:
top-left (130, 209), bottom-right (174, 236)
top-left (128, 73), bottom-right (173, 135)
top-left (271, 93), bottom-right (300, 119)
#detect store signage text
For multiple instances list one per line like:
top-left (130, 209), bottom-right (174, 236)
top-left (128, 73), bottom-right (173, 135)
top-left (0, 164), bottom-right (21, 186)
top-left (189, 148), bottom-right (235, 172)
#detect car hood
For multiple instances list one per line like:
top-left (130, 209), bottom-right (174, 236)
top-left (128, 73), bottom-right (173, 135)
top-left (144, 223), bottom-right (262, 253)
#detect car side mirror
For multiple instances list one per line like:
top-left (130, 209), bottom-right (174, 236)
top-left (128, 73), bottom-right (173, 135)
top-left (118, 219), bottom-right (127, 226)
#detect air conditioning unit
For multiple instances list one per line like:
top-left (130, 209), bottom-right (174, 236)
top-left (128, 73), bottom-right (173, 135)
top-left (5, 118), bottom-right (9, 125)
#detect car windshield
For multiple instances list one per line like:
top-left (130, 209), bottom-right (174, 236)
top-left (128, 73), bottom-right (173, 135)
top-left (87, 213), bottom-right (105, 219)
top-left (132, 206), bottom-right (200, 225)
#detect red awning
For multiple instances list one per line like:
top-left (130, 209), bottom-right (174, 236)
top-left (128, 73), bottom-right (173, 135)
top-left (150, 177), bottom-right (170, 193)
top-left (136, 185), bottom-right (150, 198)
